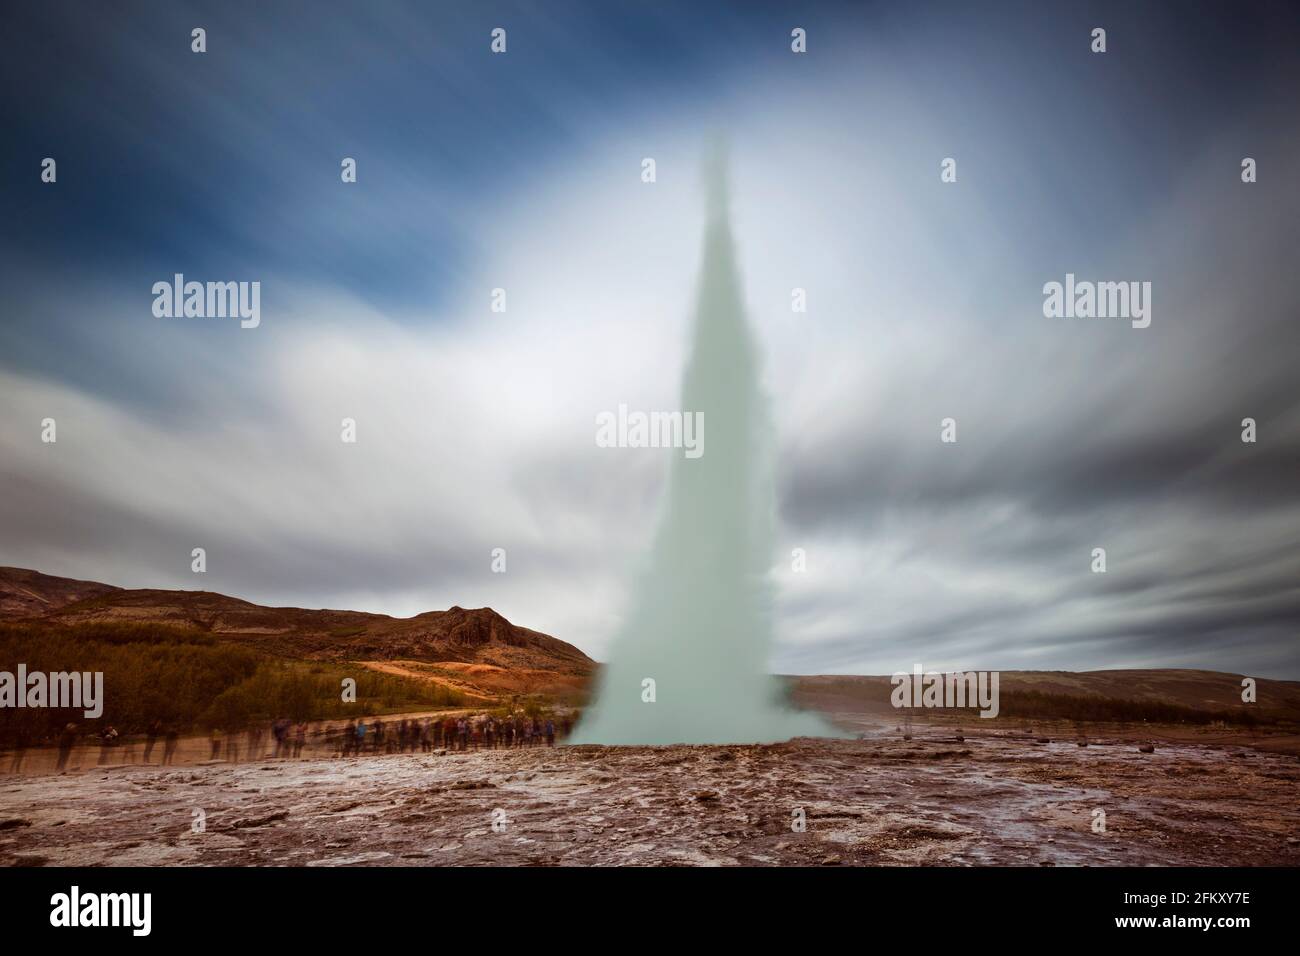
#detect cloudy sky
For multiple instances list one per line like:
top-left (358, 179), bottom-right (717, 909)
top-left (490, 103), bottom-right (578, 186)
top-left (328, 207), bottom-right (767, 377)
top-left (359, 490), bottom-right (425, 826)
top-left (2, 1), bottom-right (1298, 678)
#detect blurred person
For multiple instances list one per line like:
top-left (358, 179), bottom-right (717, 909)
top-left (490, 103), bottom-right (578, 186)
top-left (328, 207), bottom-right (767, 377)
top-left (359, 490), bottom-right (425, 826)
top-left (246, 726), bottom-right (265, 761)
top-left (143, 720), bottom-right (161, 763)
top-left (7, 728), bottom-right (29, 772)
top-left (55, 723), bottom-right (77, 771)
top-left (98, 725), bottom-right (119, 764)
top-left (272, 718), bottom-right (290, 758)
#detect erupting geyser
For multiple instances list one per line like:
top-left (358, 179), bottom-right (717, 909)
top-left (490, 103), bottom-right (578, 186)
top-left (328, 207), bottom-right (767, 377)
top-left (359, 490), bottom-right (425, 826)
top-left (572, 150), bottom-right (838, 745)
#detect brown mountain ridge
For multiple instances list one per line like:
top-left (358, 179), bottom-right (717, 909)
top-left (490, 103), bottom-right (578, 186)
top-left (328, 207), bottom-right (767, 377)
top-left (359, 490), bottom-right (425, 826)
top-left (0, 566), bottom-right (594, 679)
top-left (5, 567), bottom-right (1297, 725)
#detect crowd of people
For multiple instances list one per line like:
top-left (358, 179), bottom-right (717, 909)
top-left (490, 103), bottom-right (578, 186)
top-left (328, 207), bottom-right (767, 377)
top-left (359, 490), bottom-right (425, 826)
top-left (339, 713), bottom-right (570, 755)
top-left (6, 710), bottom-right (574, 772)
top-left (35, 719), bottom-right (183, 771)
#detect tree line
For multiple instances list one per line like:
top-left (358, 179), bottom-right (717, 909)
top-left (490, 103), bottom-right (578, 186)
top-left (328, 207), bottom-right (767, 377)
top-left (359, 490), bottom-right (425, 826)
top-left (0, 621), bottom-right (465, 745)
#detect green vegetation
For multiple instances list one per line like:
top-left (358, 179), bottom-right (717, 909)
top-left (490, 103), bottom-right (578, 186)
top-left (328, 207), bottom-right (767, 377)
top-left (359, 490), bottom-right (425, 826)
top-left (0, 622), bottom-right (465, 744)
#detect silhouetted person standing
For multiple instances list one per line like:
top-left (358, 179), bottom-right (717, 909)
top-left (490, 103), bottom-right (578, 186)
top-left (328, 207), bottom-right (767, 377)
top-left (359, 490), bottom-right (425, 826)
top-left (56, 723), bottom-right (77, 771)
top-left (143, 720), bottom-right (161, 763)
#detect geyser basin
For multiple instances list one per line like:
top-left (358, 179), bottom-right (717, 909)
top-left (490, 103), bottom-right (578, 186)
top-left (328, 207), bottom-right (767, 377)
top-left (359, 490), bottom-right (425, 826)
top-left (572, 153), bottom-right (838, 746)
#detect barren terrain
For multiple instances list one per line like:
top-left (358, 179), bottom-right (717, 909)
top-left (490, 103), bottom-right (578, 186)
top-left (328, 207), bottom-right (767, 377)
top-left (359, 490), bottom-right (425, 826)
top-left (3, 715), bottom-right (1297, 867)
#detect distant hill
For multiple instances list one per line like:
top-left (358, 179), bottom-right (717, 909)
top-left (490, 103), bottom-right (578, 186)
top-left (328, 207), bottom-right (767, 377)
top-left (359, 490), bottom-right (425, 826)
top-left (0, 567), bottom-right (122, 618)
top-left (0, 567), bottom-right (594, 682)
top-left (6, 567), bottom-right (1296, 725)
top-left (792, 670), bottom-right (1300, 723)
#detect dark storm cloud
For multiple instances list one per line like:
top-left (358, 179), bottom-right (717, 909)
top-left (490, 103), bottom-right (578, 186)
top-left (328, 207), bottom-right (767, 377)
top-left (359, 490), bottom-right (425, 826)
top-left (769, 85), bottom-right (1300, 677)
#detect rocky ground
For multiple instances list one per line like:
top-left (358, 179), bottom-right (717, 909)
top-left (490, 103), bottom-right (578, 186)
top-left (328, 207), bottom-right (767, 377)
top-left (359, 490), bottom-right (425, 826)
top-left (2, 718), bottom-right (1298, 867)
